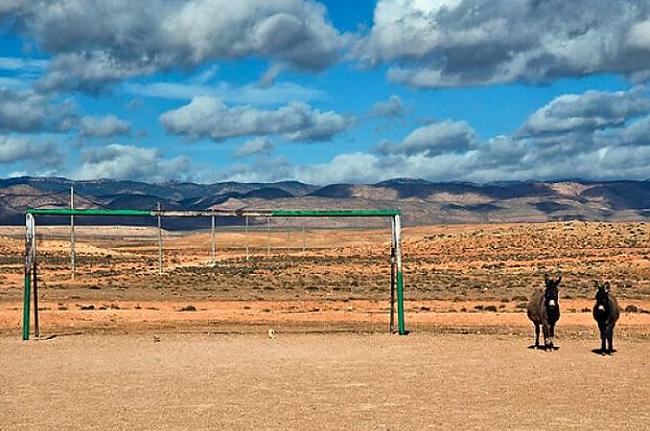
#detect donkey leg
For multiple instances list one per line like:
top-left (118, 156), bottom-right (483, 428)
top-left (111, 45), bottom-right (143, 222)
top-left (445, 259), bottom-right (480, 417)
top-left (542, 324), bottom-right (549, 350)
top-left (534, 323), bottom-right (540, 347)
top-left (598, 322), bottom-right (607, 353)
top-left (548, 323), bottom-right (555, 348)
top-left (607, 324), bottom-right (614, 353)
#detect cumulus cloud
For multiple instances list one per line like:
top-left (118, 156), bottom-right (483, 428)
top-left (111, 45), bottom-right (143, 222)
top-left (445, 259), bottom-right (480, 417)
top-left (235, 137), bottom-right (274, 158)
top-left (76, 144), bottom-right (192, 181)
top-left (80, 115), bottom-right (131, 137)
top-left (0, 89), bottom-right (75, 133)
top-left (359, 0), bottom-right (650, 88)
top-left (160, 96), bottom-right (352, 142)
top-left (4, 0), bottom-right (345, 91)
top-left (377, 120), bottom-right (476, 156)
top-left (520, 87), bottom-right (650, 137)
top-left (0, 135), bottom-right (63, 168)
top-left (220, 86), bottom-right (650, 183)
top-left (368, 95), bottom-right (405, 118)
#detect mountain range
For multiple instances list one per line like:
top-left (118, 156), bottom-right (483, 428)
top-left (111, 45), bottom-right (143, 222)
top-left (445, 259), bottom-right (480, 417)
top-left (1, 177), bottom-right (649, 228)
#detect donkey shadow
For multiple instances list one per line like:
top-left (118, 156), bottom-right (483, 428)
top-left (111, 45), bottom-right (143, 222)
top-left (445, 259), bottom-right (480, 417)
top-left (591, 348), bottom-right (617, 356)
top-left (528, 344), bottom-right (560, 351)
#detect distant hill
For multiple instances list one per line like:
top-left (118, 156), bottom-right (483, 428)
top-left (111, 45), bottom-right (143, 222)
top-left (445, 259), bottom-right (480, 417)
top-left (1, 176), bottom-right (649, 228)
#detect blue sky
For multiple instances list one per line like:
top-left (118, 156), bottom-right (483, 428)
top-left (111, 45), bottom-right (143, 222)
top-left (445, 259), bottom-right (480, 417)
top-left (0, 0), bottom-right (649, 184)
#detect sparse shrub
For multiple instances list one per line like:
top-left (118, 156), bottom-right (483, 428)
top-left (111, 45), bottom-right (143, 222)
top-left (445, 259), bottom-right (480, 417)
top-left (460, 307), bottom-right (467, 312)
top-left (581, 307), bottom-right (591, 312)
top-left (474, 304), bottom-right (484, 310)
top-left (484, 305), bottom-right (498, 312)
top-left (178, 305), bottom-right (196, 312)
top-left (624, 304), bottom-right (639, 313)
top-left (79, 305), bottom-right (94, 310)
top-left (420, 305), bottom-right (431, 311)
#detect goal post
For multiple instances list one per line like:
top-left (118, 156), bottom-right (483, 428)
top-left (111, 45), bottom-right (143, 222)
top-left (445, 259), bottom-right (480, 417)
top-left (22, 208), bottom-right (405, 339)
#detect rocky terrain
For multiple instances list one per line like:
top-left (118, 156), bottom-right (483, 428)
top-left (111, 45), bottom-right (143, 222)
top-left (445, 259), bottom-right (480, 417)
top-left (1, 177), bottom-right (649, 228)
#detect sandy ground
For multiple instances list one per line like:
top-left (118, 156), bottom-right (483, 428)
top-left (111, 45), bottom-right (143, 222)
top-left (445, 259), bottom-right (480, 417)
top-left (1, 222), bottom-right (649, 429)
top-left (1, 332), bottom-right (648, 430)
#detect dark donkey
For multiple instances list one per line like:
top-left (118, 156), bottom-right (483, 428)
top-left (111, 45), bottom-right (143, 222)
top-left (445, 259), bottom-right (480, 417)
top-left (527, 275), bottom-right (561, 350)
top-left (593, 281), bottom-right (621, 355)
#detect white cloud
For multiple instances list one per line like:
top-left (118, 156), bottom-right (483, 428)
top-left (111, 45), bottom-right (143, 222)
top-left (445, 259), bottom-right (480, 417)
top-left (235, 137), bottom-right (274, 158)
top-left (520, 87), bottom-right (650, 137)
top-left (160, 96), bottom-right (351, 142)
top-left (123, 80), bottom-right (326, 105)
top-left (359, 0), bottom-right (650, 88)
top-left (219, 86), bottom-right (650, 183)
top-left (80, 115), bottom-right (131, 137)
top-left (377, 120), bottom-right (476, 156)
top-left (0, 89), bottom-right (75, 133)
top-left (368, 95), bottom-right (405, 118)
top-left (76, 144), bottom-right (192, 181)
top-left (5, 0), bottom-right (346, 91)
top-left (0, 56), bottom-right (47, 72)
top-left (0, 135), bottom-right (63, 167)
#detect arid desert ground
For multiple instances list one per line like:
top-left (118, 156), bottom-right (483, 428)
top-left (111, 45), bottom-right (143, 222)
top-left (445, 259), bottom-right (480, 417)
top-left (1, 221), bottom-right (649, 429)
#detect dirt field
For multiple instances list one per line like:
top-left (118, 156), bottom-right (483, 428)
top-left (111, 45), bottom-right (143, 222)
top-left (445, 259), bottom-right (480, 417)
top-left (1, 221), bottom-right (649, 338)
top-left (0, 222), bottom-right (649, 429)
top-left (1, 332), bottom-right (648, 430)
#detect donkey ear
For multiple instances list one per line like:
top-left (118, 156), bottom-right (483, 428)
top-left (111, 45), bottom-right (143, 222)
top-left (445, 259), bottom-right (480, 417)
top-left (604, 282), bottom-right (610, 291)
top-left (555, 275), bottom-right (562, 285)
top-left (593, 280), bottom-right (600, 288)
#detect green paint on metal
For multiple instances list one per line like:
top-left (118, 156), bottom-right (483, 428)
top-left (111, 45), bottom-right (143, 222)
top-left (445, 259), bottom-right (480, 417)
top-left (27, 208), bottom-right (152, 217)
top-left (22, 274), bottom-right (30, 341)
top-left (271, 209), bottom-right (400, 217)
top-left (27, 208), bottom-right (400, 218)
top-left (396, 271), bottom-right (405, 335)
